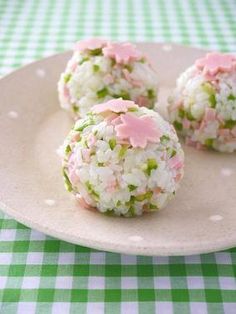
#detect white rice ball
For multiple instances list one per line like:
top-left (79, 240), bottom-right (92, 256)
top-left (61, 99), bottom-right (184, 217)
top-left (58, 38), bottom-right (158, 118)
top-left (168, 52), bottom-right (236, 152)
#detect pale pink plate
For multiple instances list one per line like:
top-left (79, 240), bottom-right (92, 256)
top-left (0, 43), bottom-right (235, 256)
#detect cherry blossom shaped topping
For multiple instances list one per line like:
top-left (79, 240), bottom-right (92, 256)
top-left (195, 52), bottom-right (236, 76)
top-left (92, 99), bottom-right (138, 114)
top-left (103, 42), bottom-right (143, 64)
top-left (115, 113), bottom-right (161, 148)
top-left (75, 38), bottom-right (107, 52)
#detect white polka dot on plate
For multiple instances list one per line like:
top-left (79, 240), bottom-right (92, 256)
top-left (44, 199), bottom-right (56, 206)
top-left (221, 168), bottom-right (233, 177)
top-left (128, 235), bottom-right (143, 242)
top-left (8, 111), bottom-right (18, 119)
top-left (162, 44), bottom-right (172, 52)
top-left (36, 68), bottom-right (46, 78)
top-left (209, 215), bottom-right (223, 222)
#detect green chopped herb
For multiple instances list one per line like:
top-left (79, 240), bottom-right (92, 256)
top-left (228, 94), bottom-right (236, 101)
top-left (109, 138), bottom-right (117, 150)
top-left (224, 120), bottom-right (236, 129)
top-left (64, 73), bottom-right (71, 83)
top-left (97, 162), bottom-right (104, 167)
top-left (124, 64), bottom-right (133, 72)
top-left (149, 204), bottom-right (158, 210)
top-left (79, 57), bottom-right (89, 64)
top-left (168, 148), bottom-right (176, 158)
top-left (65, 145), bottom-right (71, 155)
top-left (116, 200), bottom-right (121, 207)
top-left (173, 121), bottom-right (183, 131)
top-left (136, 191), bottom-right (153, 202)
top-left (74, 116), bottom-right (94, 131)
top-left (97, 87), bottom-right (109, 99)
top-left (119, 146), bottom-right (128, 158)
top-left (93, 64), bottom-right (100, 72)
top-left (129, 206), bottom-right (135, 216)
top-left (113, 91), bottom-right (130, 100)
top-left (209, 94), bottom-right (216, 108)
top-left (147, 89), bottom-right (155, 99)
top-left (85, 181), bottom-right (99, 200)
top-left (63, 168), bottom-right (72, 192)
top-left (160, 135), bottom-right (170, 142)
top-left (72, 104), bottom-right (79, 113)
top-left (178, 108), bottom-right (185, 118)
top-left (205, 138), bottom-right (214, 148)
top-left (186, 111), bottom-right (195, 121)
top-left (128, 185), bottom-right (137, 192)
top-left (146, 158), bottom-right (158, 176)
top-left (202, 82), bottom-right (215, 95)
top-left (89, 48), bottom-right (102, 56)
top-left (128, 107), bottom-right (138, 112)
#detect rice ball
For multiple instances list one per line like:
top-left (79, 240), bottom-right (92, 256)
top-left (61, 99), bottom-right (184, 217)
top-left (58, 38), bottom-right (158, 118)
top-left (168, 52), bottom-right (236, 152)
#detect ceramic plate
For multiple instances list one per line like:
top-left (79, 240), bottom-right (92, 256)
top-left (0, 43), bottom-right (235, 256)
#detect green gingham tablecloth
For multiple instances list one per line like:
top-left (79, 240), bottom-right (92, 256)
top-left (0, 0), bottom-right (236, 313)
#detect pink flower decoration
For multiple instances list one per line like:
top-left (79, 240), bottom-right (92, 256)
top-left (103, 42), bottom-right (143, 64)
top-left (115, 113), bottom-right (161, 148)
top-left (92, 99), bottom-right (138, 114)
top-left (195, 52), bottom-right (236, 76)
top-left (168, 155), bottom-right (184, 170)
top-left (75, 38), bottom-right (108, 52)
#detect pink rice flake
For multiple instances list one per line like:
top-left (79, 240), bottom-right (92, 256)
top-left (218, 128), bottom-right (231, 137)
top-left (168, 155), bottom-right (184, 170)
top-left (63, 86), bottom-right (70, 101)
top-left (87, 134), bottom-right (97, 147)
top-left (204, 108), bottom-right (217, 121)
top-left (135, 95), bottom-right (150, 108)
top-left (81, 148), bottom-right (91, 163)
top-left (115, 113), bottom-right (161, 148)
top-left (75, 38), bottom-right (107, 52)
top-left (195, 52), bottom-right (236, 77)
top-left (76, 194), bottom-right (97, 211)
top-left (174, 173), bottom-right (183, 183)
top-left (122, 69), bottom-right (143, 87)
top-left (231, 126), bottom-right (236, 137)
top-left (103, 73), bottom-right (115, 84)
top-left (103, 42), bottom-right (143, 64)
top-left (106, 180), bottom-right (118, 193)
top-left (92, 98), bottom-right (137, 114)
top-left (182, 118), bottom-right (191, 129)
top-left (154, 187), bottom-right (163, 195)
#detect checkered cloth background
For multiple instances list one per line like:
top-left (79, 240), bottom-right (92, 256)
top-left (0, 0), bottom-right (236, 313)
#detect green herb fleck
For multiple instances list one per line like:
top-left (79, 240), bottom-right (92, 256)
top-left (147, 89), bottom-right (155, 99)
top-left (160, 135), bottom-right (170, 142)
top-left (63, 168), bottom-right (72, 192)
top-left (72, 104), bottom-right (79, 113)
top-left (146, 159), bottom-right (158, 176)
top-left (98, 162), bottom-right (104, 167)
top-left (109, 138), bottom-right (117, 150)
top-left (173, 121), bottom-right (183, 131)
top-left (224, 120), bottom-right (236, 129)
top-left (124, 64), bottom-right (133, 72)
top-left (64, 73), bottom-right (71, 83)
top-left (186, 111), bottom-right (195, 121)
top-left (85, 181), bottom-right (99, 200)
top-left (79, 57), bottom-right (89, 64)
top-left (149, 204), bottom-right (158, 210)
top-left (205, 138), bottom-right (214, 148)
top-left (178, 108), bottom-right (185, 118)
top-left (119, 146), bottom-right (128, 158)
top-left (228, 94), bottom-right (236, 101)
top-left (89, 48), bottom-right (102, 56)
top-left (97, 87), bottom-right (109, 99)
top-left (128, 185), bottom-right (137, 192)
top-left (209, 94), bottom-right (216, 108)
top-left (93, 64), bottom-right (100, 72)
top-left (136, 191), bottom-right (153, 202)
top-left (74, 116), bottom-right (94, 131)
top-left (65, 145), bottom-right (71, 155)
